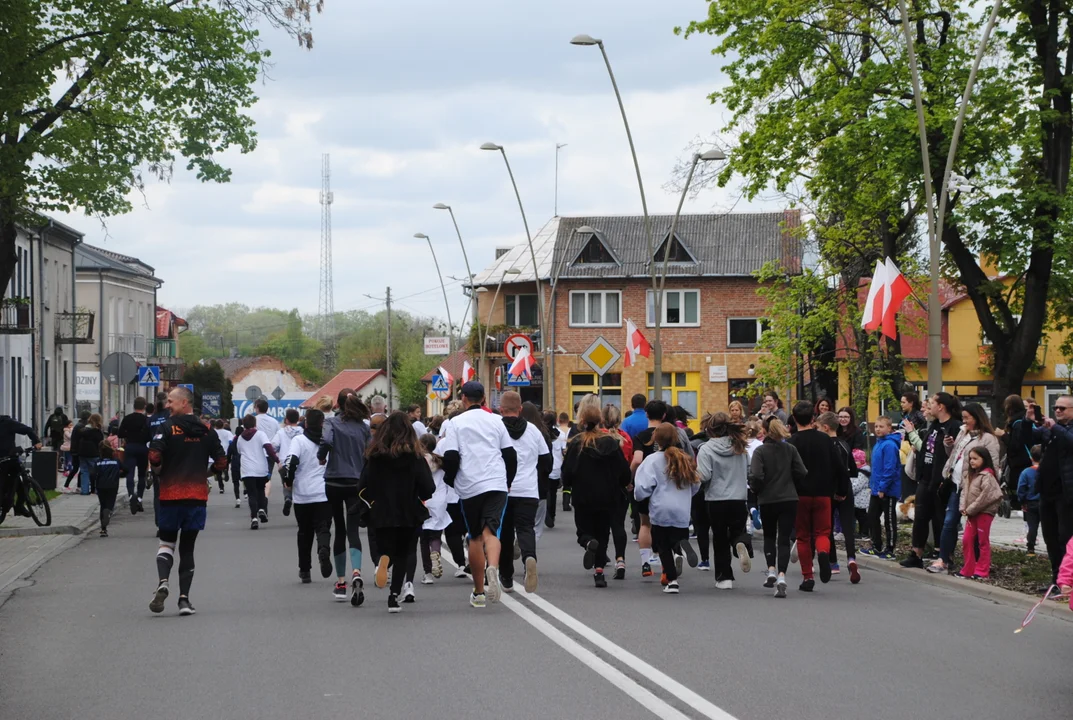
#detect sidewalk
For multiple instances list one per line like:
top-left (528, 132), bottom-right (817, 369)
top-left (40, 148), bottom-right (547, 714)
top-left (0, 490), bottom-right (128, 606)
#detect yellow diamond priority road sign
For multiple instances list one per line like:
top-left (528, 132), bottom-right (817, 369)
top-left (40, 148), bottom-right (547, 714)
top-left (581, 336), bottom-right (621, 376)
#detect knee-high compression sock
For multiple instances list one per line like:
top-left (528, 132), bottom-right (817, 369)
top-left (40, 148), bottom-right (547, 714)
top-left (156, 542), bottom-right (176, 582)
top-left (334, 552), bottom-right (347, 578)
top-left (178, 549), bottom-right (195, 596)
top-left (349, 547), bottom-right (363, 575)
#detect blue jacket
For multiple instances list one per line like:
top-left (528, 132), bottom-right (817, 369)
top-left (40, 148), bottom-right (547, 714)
top-left (870, 432), bottom-right (902, 497)
top-left (1017, 466), bottom-right (1040, 504)
top-left (621, 410), bottom-right (648, 440)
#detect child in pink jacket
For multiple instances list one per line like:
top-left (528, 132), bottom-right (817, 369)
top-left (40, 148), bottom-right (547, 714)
top-left (1058, 535), bottom-right (1073, 611)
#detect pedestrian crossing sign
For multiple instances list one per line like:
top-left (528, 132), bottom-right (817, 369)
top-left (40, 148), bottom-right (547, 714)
top-left (431, 374), bottom-right (449, 393)
top-left (137, 366), bottom-right (161, 387)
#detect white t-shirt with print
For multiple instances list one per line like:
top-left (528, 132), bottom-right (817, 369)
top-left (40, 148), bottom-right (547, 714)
top-left (434, 407), bottom-right (511, 500)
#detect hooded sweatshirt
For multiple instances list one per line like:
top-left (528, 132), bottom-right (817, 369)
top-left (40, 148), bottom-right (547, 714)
top-left (748, 437), bottom-right (807, 506)
top-left (357, 452), bottom-right (436, 528)
top-left (318, 415), bottom-right (371, 486)
top-left (273, 424), bottom-right (304, 462)
top-left (561, 433), bottom-right (631, 507)
top-left (634, 451), bottom-right (700, 528)
top-left (149, 413), bottom-right (227, 504)
top-left (502, 416), bottom-right (552, 500)
top-left (696, 436), bottom-right (749, 502)
top-left (870, 432), bottom-right (902, 497)
top-left (237, 426), bottom-right (278, 478)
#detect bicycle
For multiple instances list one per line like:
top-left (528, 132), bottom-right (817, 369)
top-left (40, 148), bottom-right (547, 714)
top-left (0, 447), bottom-right (52, 527)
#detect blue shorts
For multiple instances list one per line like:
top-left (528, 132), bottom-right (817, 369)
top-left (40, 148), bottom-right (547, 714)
top-left (157, 505), bottom-right (207, 533)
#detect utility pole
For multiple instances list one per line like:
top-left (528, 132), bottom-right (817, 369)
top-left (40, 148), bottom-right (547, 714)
top-left (385, 286), bottom-right (392, 412)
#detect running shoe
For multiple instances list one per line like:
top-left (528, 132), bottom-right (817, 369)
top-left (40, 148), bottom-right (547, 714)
top-left (678, 539), bottom-right (698, 568)
top-left (283, 499), bottom-right (292, 517)
top-left (663, 581), bottom-right (680, 594)
top-left (257, 509), bottom-right (268, 524)
top-left (848, 559), bottom-right (861, 584)
top-left (431, 551), bottom-right (443, 578)
top-left (688, 525), bottom-right (696, 539)
top-left (926, 562), bottom-right (947, 574)
top-left (99, 528), bottom-right (108, 538)
top-left (614, 561), bottom-right (626, 580)
top-left (388, 594), bottom-right (401, 614)
top-left (333, 581), bottom-right (348, 602)
top-left (830, 562), bottom-right (841, 575)
top-left (524, 557), bottom-right (538, 593)
top-left (318, 547), bottom-right (333, 579)
top-left (235, 499), bottom-right (241, 508)
top-left (177, 597), bottom-right (196, 616)
top-left (799, 578), bottom-right (815, 592)
top-left (299, 570), bottom-right (312, 584)
top-left (149, 581), bottom-right (169, 614)
top-left (818, 552), bottom-right (832, 584)
top-left (454, 566), bottom-right (469, 579)
top-left (136, 497), bottom-right (144, 514)
top-left (775, 578), bottom-right (787, 598)
top-left (697, 560), bottom-right (711, 571)
top-left (485, 566), bottom-right (502, 603)
top-left (375, 556), bottom-right (390, 589)
top-left (641, 562), bottom-right (653, 578)
top-left (130, 495), bottom-right (138, 515)
top-left (351, 573), bottom-right (365, 607)
top-left (736, 542), bottom-right (751, 573)
top-left (250, 518), bottom-right (259, 530)
top-left (545, 516), bottom-right (555, 529)
top-left (751, 507), bottom-right (763, 530)
top-left (877, 550), bottom-right (896, 560)
top-left (1027, 551), bottom-right (1037, 558)
top-left (790, 540), bottom-right (799, 564)
top-left (899, 554), bottom-right (924, 569)
top-left (648, 554), bottom-right (662, 566)
top-left (501, 577), bottom-right (515, 594)
top-left (715, 579), bottom-right (733, 590)
top-left (421, 573), bottom-right (435, 585)
top-left (470, 592), bottom-right (486, 608)
top-left (859, 546), bottom-right (877, 556)
top-left (582, 538), bottom-right (599, 570)
top-left (674, 553), bottom-right (684, 578)
top-left (764, 570), bottom-right (777, 588)
top-left (401, 581), bottom-right (416, 603)
top-left (834, 532), bottom-right (845, 543)
top-left (594, 570), bottom-right (607, 588)
top-left (660, 572), bottom-right (669, 587)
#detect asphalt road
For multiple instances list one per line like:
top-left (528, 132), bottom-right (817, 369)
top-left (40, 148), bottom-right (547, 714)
top-left (2, 476), bottom-right (1072, 720)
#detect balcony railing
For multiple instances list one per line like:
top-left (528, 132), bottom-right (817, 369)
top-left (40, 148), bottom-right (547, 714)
top-left (148, 338), bottom-right (179, 360)
top-left (0, 298), bottom-right (32, 334)
top-left (55, 311), bottom-right (94, 344)
top-left (108, 333), bottom-right (146, 357)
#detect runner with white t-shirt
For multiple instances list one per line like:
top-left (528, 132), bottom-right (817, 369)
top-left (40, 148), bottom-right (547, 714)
top-left (434, 382), bottom-right (517, 607)
top-left (213, 419), bottom-right (235, 495)
top-left (437, 403), bottom-right (469, 577)
top-left (236, 414), bottom-right (279, 529)
top-left (272, 408), bottom-right (303, 517)
top-left (498, 392), bottom-right (551, 594)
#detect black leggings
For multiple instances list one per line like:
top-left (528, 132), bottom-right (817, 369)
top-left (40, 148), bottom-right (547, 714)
top-left (375, 526), bottom-right (418, 596)
top-left (651, 525), bottom-right (689, 582)
top-left (325, 484), bottom-right (379, 576)
top-left (293, 501), bottom-right (332, 573)
top-left (243, 476), bottom-right (269, 518)
top-left (610, 492), bottom-right (629, 561)
top-left (157, 528), bottom-right (198, 597)
top-left (500, 497), bottom-right (538, 583)
top-left (760, 501), bottom-right (797, 574)
top-left (707, 499), bottom-right (747, 581)
top-left (692, 493), bottom-right (711, 563)
top-left (574, 502), bottom-right (614, 569)
top-left (868, 495), bottom-right (897, 551)
top-left (910, 480), bottom-right (944, 550)
top-left (97, 487), bottom-right (118, 530)
top-left (444, 503), bottom-right (467, 566)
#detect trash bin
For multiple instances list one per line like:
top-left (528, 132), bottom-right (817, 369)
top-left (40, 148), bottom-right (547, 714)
top-left (32, 450), bottom-right (58, 491)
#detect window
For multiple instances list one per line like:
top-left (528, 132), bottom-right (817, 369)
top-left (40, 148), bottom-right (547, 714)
top-left (505, 294), bottom-right (538, 326)
top-left (647, 371), bottom-right (701, 431)
top-left (728, 318), bottom-right (766, 348)
top-left (571, 372), bottom-right (622, 411)
top-left (574, 236), bottom-right (617, 264)
top-left (646, 290), bottom-right (700, 327)
top-left (569, 291), bottom-right (621, 327)
top-left (653, 234), bottom-right (695, 263)
top-left (729, 379), bottom-right (762, 416)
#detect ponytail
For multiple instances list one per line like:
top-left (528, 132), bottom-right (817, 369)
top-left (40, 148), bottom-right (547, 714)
top-left (653, 423), bottom-right (698, 489)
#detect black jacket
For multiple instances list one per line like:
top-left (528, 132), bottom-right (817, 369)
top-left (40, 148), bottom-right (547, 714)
top-left (149, 413), bottom-right (226, 504)
top-left (561, 433), bottom-right (631, 507)
top-left (45, 412), bottom-right (68, 441)
top-left (117, 412), bottom-right (152, 445)
top-left (0, 416), bottom-right (39, 457)
top-left (788, 428), bottom-right (849, 498)
top-left (93, 457), bottom-right (123, 490)
top-left (749, 437), bottom-right (807, 505)
top-left (357, 452), bottom-right (436, 528)
top-left (77, 426), bottom-right (104, 458)
top-left (1029, 421), bottom-right (1073, 501)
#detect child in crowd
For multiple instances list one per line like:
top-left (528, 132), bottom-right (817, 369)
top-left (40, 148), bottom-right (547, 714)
top-left (864, 416), bottom-right (901, 560)
top-left (419, 434), bottom-right (450, 584)
top-left (634, 423), bottom-right (700, 595)
top-left (851, 448), bottom-right (871, 538)
top-left (818, 412), bottom-right (861, 584)
top-left (94, 442), bottom-right (122, 537)
top-left (1058, 535), bottom-right (1073, 610)
top-left (958, 447), bottom-right (1003, 579)
top-left (1017, 445), bottom-right (1042, 557)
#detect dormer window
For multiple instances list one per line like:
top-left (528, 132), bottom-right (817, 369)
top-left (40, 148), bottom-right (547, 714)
top-left (653, 234), bottom-right (696, 263)
top-left (572, 231), bottom-right (619, 265)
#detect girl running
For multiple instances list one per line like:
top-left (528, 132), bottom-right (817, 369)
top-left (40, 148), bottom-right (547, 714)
top-left (236, 414), bottom-right (278, 529)
top-left (601, 403), bottom-right (632, 578)
top-left (439, 400), bottom-right (469, 577)
top-left (696, 412), bottom-right (751, 589)
top-left (282, 409), bottom-right (333, 584)
top-left (358, 412), bottom-right (436, 613)
top-left (957, 447), bottom-right (1003, 579)
top-left (418, 433), bottom-right (450, 584)
top-left (94, 442), bottom-right (122, 537)
top-left (748, 417), bottom-right (807, 598)
top-left (634, 423), bottom-right (700, 594)
top-left (318, 392), bottom-right (373, 605)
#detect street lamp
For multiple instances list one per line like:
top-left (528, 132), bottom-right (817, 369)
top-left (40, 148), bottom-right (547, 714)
top-left (415, 233), bottom-right (454, 356)
top-left (484, 266), bottom-right (522, 386)
top-left (571, 34), bottom-right (663, 397)
top-left (481, 142), bottom-right (548, 407)
top-left (434, 202), bottom-right (476, 362)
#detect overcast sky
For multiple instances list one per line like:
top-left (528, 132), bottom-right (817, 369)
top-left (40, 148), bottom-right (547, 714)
top-left (56, 0), bottom-right (776, 326)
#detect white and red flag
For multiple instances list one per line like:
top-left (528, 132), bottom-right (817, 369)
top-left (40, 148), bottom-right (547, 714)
top-left (861, 257), bottom-right (913, 340)
top-left (508, 346), bottom-right (534, 378)
top-left (437, 365), bottom-right (454, 389)
top-left (462, 360), bottom-right (475, 383)
top-left (624, 318), bottom-right (651, 368)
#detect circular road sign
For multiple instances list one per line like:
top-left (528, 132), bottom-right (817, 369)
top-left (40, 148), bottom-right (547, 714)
top-left (503, 333), bottom-right (533, 361)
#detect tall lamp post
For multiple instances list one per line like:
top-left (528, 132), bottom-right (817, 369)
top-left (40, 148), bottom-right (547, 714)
top-left (571, 33), bottom-right (666, 399)
top-left (415, 233), bottom-right (454, 356)
top-left (481, 142), bottom-right (548, 407)
top-left (483, 266), bottom-right (522, 384)
top-left (433, 203), bottom-right (476, 344)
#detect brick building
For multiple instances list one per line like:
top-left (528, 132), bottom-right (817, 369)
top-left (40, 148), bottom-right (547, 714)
top-left (471, 211), bottom-right (801, 428)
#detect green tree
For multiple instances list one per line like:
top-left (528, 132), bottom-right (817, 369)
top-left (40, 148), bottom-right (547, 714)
top-left (0, 1), bottom-right (323, 299)
top-left (680, 0), bottom-right (1072, 423)
top-left (182, 360), bottom-right (234, 419)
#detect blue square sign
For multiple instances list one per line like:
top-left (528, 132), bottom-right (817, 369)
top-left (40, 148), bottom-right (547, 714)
top-left (138, 366), bottom-right (161, 387)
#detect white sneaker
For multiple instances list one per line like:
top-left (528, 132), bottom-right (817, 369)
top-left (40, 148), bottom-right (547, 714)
top-left (485, 566), bottom-right (502, 604)
top-left (421, 573), bottom-right (435, 585)
top-left (663, 581), bottom-right (680, 594)
top-left (400, 581), bottom-right (415, 604)
top-left (715, 579), bottom-right (733, 590)
top-left (736, 542), bottom-right (752, 573)
top-left (454, 566), bottom-right (469, 579)
top-left (430, 551), bottom-right (443, 578)
top-left (674, 553), bottom-right (684, 577)
top-left (235, 500), bottom-right (241, 508)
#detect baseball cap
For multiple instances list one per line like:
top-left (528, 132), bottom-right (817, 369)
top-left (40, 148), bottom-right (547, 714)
top-left (461, 381), bottom-right (485, 399)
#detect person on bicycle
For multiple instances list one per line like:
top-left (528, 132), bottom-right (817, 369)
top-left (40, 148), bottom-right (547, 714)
top-left (0, 415), bottom-right (42, 519)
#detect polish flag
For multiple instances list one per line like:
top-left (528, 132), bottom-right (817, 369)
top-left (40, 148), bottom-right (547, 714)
top-left (880, 257), bottom-right (912, 340)
top-left (624, 319), bottom-right (651, 368)
top-left (861, 260), bottom-right (889, 332)
top-left (508, 346), bottom-right (534, 378)
top-left (437, 366), bottom-right (454, 389)
top-left (462, 360), bottom-right (475, 383)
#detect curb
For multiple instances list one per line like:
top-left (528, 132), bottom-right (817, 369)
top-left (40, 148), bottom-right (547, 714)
top-left (0, 525), bottom-right (82, 538)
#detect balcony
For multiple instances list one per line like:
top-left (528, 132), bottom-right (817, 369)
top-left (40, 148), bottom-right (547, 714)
top-left (148, 338), bottom-right (181, 362)
top-left (108, 333), bottom-right (146, 357)
top-left (55, 311), bottom-right (95, 344)
top-left (0, 298), bottom-right (32, 334)
top-left (480, 327), bottom-right (543, 356)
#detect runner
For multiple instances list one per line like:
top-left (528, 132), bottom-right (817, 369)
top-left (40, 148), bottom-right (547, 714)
top-left (282, 409), bottom-right (333, 583)
top-left (539, 410), bottom-right (566, 533)
top-left (273, 409), bottom-right (303, 517)
top-left (418, 433), bottom-right (450, 584)
top-left (695, 412), bottom-right (751, 589)
top-left (212, 420), bottom-right (235, 496)
top-left (498, 393), bottom-right (551, 594)
top-left (94, 442), bottom-right (122, 537)
top-left (236, 414), bottom-right (278, 529)
top-left (434, 381), bottom-right (517, 607)
top-left (407, 404), bottom-right (428, 436)
top-left (438, 400), bottom-right (469, 577)
top-left (147, 386), bottom-right (227, 616)
top-left (117, 397), bottom-right (152, 514)
top-left (319, 392), bottom-right (373, 605)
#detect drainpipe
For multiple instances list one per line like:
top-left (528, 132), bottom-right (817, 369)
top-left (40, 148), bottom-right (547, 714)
top-left (98, 268), bottom-right (104, 417)
top-left (36, 225), bottom-right (47, 431)
top-left (29, 232), bottom-right (37, 430)
top-left (71, 235), bottom-right (80, 414)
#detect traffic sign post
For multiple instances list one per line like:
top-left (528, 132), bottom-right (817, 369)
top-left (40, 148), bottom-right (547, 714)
top-left (137, 366), bottom-right (161, 387)
top-left (503, 334), bottom-right (533, 361)
top-left (507, 373), bottom-right (531, 387)
top-left (271, 386), bottom-right (286, 401)
top-left (581, 337), bottom-right (621, 376)
top-left (202, 392), bottom-right (222, 417)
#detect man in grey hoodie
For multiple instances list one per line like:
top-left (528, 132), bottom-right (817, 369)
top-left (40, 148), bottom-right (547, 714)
top-left (696, 412), bottom-right (752, 589)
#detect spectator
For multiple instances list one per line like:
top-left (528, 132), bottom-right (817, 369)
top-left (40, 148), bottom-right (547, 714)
top-left (77, 414), bottom-right (105, 495)
top-left (837, 406), bottom-right (866, 452)
top-left (1018, 445), bottom-right (1043, 557)
top-left (758, 391), bottom-right (788, 425)
top-left (1026, 395), bottom-right (1073, 586)
top-left (863, 416), bottom-right (901, 559)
